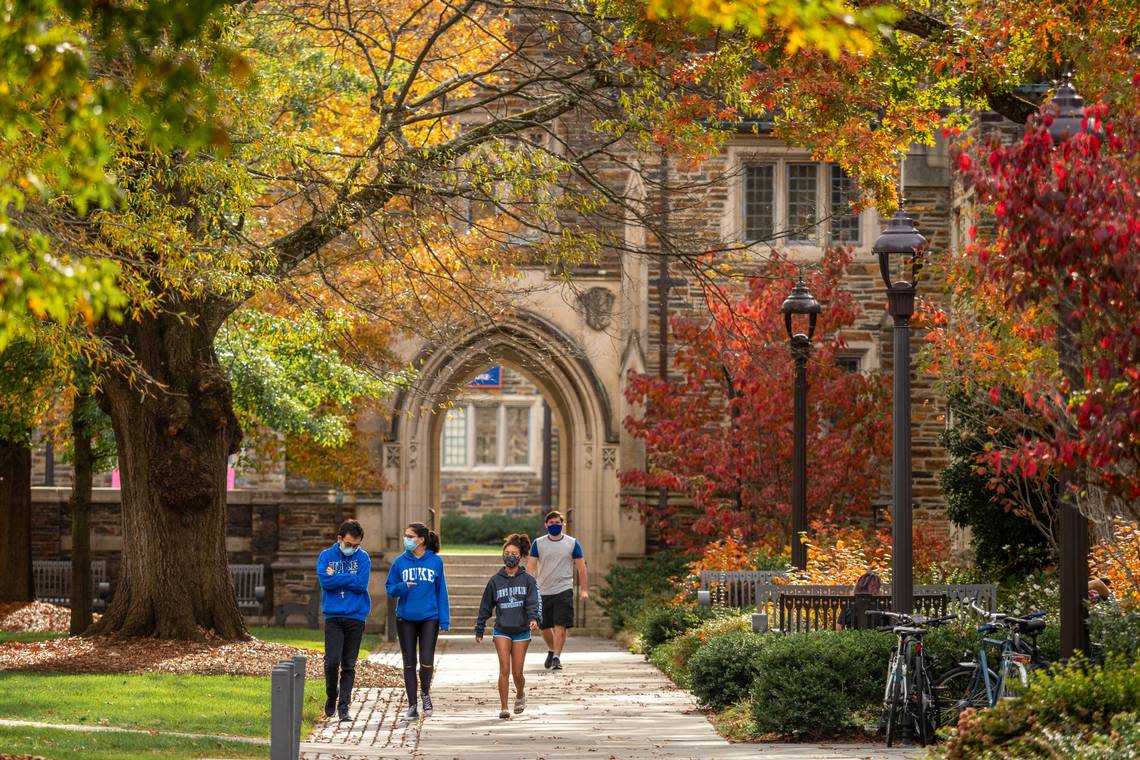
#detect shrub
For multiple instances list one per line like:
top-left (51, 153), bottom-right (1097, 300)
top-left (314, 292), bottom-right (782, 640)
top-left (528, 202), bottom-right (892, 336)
top-left (932, 658), bottom-right (1140, 759)
top-left (648, 636), bottom-right (691, 687)
top-left (689, 631), bottom-right (769, 709)
top-left (1090, 603), bottom-right (1140, 663)
top-left (749, 630), bottom-right (894, 736)
top-left (647, 612), bottom-right (752, 687)
top-left (638, 604), bottom-right (718, 650)
top-left (440, 511), bottom-right (541, 545)
top-left (600, 551), bottom-right (688, 634)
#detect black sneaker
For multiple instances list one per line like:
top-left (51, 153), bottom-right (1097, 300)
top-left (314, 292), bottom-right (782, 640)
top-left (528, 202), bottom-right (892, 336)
top-left (544, 650), bottom-right (555, 670)
top-left (404, 704), bottom-right (419, 721)
top-left (324, 697), bottom-right (336, 718)
top-left (338, 706), bottom-right (350, 723)
top-left (421, 691), bottom-right (434, 717)
top-left (551, 656), bottom-right (562, 670)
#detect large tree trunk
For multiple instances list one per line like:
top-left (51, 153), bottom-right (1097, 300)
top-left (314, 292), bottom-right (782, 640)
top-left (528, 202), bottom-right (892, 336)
top-left (69, 394), bottom-right (94, 635)
top-left (90, 301), bottom-right (247, 640)
top-left (0, 436), bottom-right (34, 602)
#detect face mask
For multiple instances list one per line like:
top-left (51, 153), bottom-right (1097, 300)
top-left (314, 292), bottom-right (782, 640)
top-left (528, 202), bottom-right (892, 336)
top-left (403, 537), bottom-right (417, 552)
top-left (503, 554), bottom-right (521, 568)
top-left (341, 543), bottom-right (359, 556)
top-left (547, 523), bottom-right (563, 536)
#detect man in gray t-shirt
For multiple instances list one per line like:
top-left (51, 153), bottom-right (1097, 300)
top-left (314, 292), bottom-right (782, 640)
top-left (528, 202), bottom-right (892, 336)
top-left (526, 510), bottom-right (588, 670)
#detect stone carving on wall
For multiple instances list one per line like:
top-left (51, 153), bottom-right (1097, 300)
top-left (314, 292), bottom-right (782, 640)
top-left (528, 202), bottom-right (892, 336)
top-left (602, 447), bottom-right (616, 470)
top-left (407, 443), bottom-right (418, 469)
top-left (577, 287), bottom-right (615, 331)
top-left (385, 444), bottom-right (400, 470)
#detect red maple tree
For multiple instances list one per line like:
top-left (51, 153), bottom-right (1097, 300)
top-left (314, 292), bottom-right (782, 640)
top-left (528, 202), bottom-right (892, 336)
top-left (953, 95), bottom-right (1140, 520)
top-left (620, 248), bottom-right (891, 551)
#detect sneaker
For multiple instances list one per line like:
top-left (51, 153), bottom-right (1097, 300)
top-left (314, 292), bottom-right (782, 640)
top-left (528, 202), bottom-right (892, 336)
top-left (551, 656), bottom-right (562, 670)
top-left (514, 691), bottom-right (526, 714)
top-left (338, 707), bottom-right (350, 723)
top-left (544, 650), bottom-right (554, 670)
top-left (421, 691), bottom-right (434, 717)
top-left (404, 704), bottom-right (419, 721)
top-left (323, 697), bottom-right (336, 718)
top-left (498, 709), bottom-right (511, 720)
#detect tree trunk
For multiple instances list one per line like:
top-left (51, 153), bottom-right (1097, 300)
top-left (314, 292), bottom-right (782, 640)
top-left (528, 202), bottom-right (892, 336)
top-left (90, 302), bottom-right (247, 640)
top-left (0, 436), bottom-right (34, 602)
top-left (69, 394), bottom-right (94, 635)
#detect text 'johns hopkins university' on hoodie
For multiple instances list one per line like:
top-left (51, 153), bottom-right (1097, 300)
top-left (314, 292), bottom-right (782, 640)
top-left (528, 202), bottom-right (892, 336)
top-left (384, 549), bottom-right (450, 630)
top-left (317, 544), bottom-right (372, 621)
top-left (474, 567), bottom-right (540, 637)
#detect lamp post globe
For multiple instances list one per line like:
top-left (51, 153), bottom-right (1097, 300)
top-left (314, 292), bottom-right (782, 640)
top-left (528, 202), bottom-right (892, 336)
top-left (781, 275), bottom-right (821, 570)
top-left (873, 206), bottom-right (928, 614)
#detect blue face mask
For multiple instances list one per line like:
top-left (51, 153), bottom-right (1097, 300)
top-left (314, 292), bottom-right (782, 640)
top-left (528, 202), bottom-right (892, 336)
top-left (403, 537), bottom-right (417, 552)
top-left (341, 543), bottom-right (359, 556)
top-left (547, 523), bottom-right (563, 536)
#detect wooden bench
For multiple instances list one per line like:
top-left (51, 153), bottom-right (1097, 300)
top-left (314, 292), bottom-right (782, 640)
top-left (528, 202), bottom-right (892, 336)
top-left (274, 581), bottom-right (321, 629)
top-left (228, 564), bottom-right (267, 612)
top-left (33, 560), bottom-right (111, 610)
top-left (777, 591), bottom-right (949, 633)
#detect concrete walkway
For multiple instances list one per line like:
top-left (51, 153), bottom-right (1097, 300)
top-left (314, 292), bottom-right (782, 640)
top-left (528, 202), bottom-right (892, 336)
top-left (301, 635), bottom-right (920, 760)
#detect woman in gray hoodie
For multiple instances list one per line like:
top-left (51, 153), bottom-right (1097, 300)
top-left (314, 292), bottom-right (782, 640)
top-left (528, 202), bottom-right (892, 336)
top-left (475, 533), bottom-right (541, 719)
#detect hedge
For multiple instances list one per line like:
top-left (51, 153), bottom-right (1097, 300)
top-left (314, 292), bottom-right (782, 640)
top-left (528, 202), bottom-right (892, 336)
top-left (689, 631), bottom-right (769, 709)
top-left (599, 551), bottom-right (688, 634)
top-left (440, 512), bottom-right (541, 545)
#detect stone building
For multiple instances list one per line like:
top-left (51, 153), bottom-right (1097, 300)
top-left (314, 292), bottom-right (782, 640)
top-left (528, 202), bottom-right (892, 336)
top-left (27, 111), bottom-right (963, 636)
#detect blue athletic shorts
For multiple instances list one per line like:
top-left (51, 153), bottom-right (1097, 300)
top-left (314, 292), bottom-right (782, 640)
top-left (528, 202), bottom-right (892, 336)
top-left (492, 627), bottom-right (532, 642)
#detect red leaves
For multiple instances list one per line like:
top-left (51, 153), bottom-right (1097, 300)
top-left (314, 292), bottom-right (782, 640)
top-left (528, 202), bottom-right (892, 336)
top-left (619, 248), bottom-right (890, 552)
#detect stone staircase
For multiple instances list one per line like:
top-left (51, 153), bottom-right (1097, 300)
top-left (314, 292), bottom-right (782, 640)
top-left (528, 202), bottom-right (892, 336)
top-left (440, 552), bottom-right (610, 635)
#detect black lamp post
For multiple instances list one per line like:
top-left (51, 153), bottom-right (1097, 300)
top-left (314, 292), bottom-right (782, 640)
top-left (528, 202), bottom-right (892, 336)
top-left (781, 275), bottom-right (820, 570)
top-left (873, 207), bottom-right (928, 613)
top-left (1041, 73), bottom-right (1093, 658)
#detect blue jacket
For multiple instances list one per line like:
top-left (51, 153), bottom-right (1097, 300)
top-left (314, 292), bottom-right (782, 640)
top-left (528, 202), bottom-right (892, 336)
top-left (385, 550), bottom-right (450, 630)
top-left (317, 544), bottom-right (372, 621)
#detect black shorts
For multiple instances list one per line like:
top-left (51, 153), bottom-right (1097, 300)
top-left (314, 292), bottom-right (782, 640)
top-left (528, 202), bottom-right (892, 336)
top-left (540, 589), bottom-right (574, 630)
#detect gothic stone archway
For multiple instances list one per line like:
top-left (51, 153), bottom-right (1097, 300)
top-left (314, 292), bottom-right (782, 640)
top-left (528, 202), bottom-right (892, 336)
top-left (379, 311), bottom-right (625, 631)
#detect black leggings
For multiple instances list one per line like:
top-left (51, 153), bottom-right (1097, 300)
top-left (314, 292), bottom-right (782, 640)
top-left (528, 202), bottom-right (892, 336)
top-left (396, 617), bottom-right (440, 700)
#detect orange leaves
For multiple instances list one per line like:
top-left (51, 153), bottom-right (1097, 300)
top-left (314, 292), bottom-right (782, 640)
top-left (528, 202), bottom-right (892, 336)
top-left (1090, 517), bottom-right (1140, 608)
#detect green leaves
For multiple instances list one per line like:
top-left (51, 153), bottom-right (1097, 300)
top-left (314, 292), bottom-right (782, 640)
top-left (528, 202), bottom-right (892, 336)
top-left (216, 310), bottom-right (404, 447)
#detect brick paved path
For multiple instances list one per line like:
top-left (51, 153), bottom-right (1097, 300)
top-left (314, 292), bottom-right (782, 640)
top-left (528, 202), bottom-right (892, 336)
top-left (300, 635), bottom-right (919, 760)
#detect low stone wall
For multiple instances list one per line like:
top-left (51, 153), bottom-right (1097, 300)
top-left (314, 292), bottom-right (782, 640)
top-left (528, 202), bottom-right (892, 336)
top-left (29, 487), bottom-right (383, 628)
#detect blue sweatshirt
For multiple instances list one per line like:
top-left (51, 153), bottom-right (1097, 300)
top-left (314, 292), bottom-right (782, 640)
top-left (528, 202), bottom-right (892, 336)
top-left (317, 543), bottom-right (372, 621)
top-left (385, 550), bottom-right (450, 630)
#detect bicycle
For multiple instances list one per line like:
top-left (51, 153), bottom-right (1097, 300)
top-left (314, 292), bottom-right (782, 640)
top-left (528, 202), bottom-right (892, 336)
top-left (869, 610), bottom-right (958, 747)
top-left (933, 599), bottom-right (1047, 728)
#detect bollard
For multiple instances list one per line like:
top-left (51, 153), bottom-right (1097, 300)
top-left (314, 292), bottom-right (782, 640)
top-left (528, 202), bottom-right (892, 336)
top-left (696, 589), bottom-right (711, 608)
top-left (291, 655), bottom-right (306, 759)
top-left (271, 660), bottom-right (296, 760)
top-left (752, 613), bottom-right (768, 633)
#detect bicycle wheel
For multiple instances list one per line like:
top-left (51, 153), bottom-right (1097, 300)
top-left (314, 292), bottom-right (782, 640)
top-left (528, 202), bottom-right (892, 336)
top-left (914, 660), bottom-right (933, 747)
top-left (998, 655), bottom-right (1030, 701)
top-left (933, 665), bottom-right (993, 728)
top-left (884, 668), bottom-right (904, 747)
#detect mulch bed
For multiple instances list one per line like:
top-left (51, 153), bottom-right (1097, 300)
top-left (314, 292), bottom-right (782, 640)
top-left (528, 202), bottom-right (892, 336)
top-left (0, 602), bottom-right (99, 633)
top-left (0, 629), bottom-right (401, 688)
top-left (0, 756), bottom-right (48, 760)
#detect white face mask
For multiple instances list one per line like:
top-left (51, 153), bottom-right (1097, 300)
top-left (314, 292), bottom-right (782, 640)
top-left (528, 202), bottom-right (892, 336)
top-left (341, 542), bottom-right (360, 556)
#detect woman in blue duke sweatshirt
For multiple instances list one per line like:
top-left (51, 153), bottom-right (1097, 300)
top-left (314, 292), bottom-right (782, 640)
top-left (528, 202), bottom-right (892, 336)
top-left (385, 522), bottom-right (450, 721)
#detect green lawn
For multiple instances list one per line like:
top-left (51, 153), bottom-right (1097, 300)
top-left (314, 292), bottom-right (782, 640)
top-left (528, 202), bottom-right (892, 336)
top-left (440, 543), bottom-right (500, 555)
top-left (0, 630), bottom-right (67, 644)
top-left (249, 624), bottom-right (380, 659)
top-left (0, 724), bottom-right (267, 760)
top-left (0, 672), bottom-right (323, 738)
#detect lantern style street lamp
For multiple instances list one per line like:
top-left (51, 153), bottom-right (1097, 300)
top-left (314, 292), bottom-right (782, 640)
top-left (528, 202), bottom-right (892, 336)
top-left (873, 206), bottom-right (928, 613)
top-left (781, 275), bottom-right (820, 570)
top-left (1041, 74), bottom-right (1094, 658)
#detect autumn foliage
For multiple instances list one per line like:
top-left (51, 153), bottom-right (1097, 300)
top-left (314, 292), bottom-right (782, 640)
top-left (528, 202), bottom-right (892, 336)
top-left (948, 99), bottom-right (1140, 522)
top-left (1091, 518), bottom-right (1140, 608)
top-left (621, 248), bottom-right (890, 552)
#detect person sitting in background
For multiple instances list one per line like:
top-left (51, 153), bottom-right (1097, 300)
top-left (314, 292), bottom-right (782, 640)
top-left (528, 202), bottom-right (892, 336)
top-left (1088, 578), bottom-right (1113, 605)
top-left (839, 571), bottom-right (882, 630)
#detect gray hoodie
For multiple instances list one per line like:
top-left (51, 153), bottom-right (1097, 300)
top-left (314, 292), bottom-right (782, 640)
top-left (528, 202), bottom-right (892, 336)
top-left (475, 567), bottom-right (541, 636)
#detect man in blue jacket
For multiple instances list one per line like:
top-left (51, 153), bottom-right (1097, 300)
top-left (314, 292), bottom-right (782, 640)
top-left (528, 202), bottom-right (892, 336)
top-left (318, 519), bottom-right (371, 722)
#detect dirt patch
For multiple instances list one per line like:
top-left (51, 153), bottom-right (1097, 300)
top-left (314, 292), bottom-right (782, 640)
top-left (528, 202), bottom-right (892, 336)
top-left (0, 755), bottom-right (48, 760)
top-left (0, 632), bottom-right (401, 688)
top-left (0, 602), bottom-right (100, 633)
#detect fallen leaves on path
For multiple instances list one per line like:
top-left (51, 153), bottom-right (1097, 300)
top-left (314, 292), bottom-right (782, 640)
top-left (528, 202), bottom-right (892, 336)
top-left (0, 632), bottom-right (401, 687)
top-left (0, 602), bottom-right (100, 632)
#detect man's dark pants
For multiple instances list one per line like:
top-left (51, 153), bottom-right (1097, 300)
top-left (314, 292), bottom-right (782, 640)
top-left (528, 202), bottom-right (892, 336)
top-left (325, 617), bottom-right (366, 709)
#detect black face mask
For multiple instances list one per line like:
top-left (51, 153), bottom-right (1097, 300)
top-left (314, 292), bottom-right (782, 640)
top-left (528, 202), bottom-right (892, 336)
top-left (503, 554), bottom-right (521, 568)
